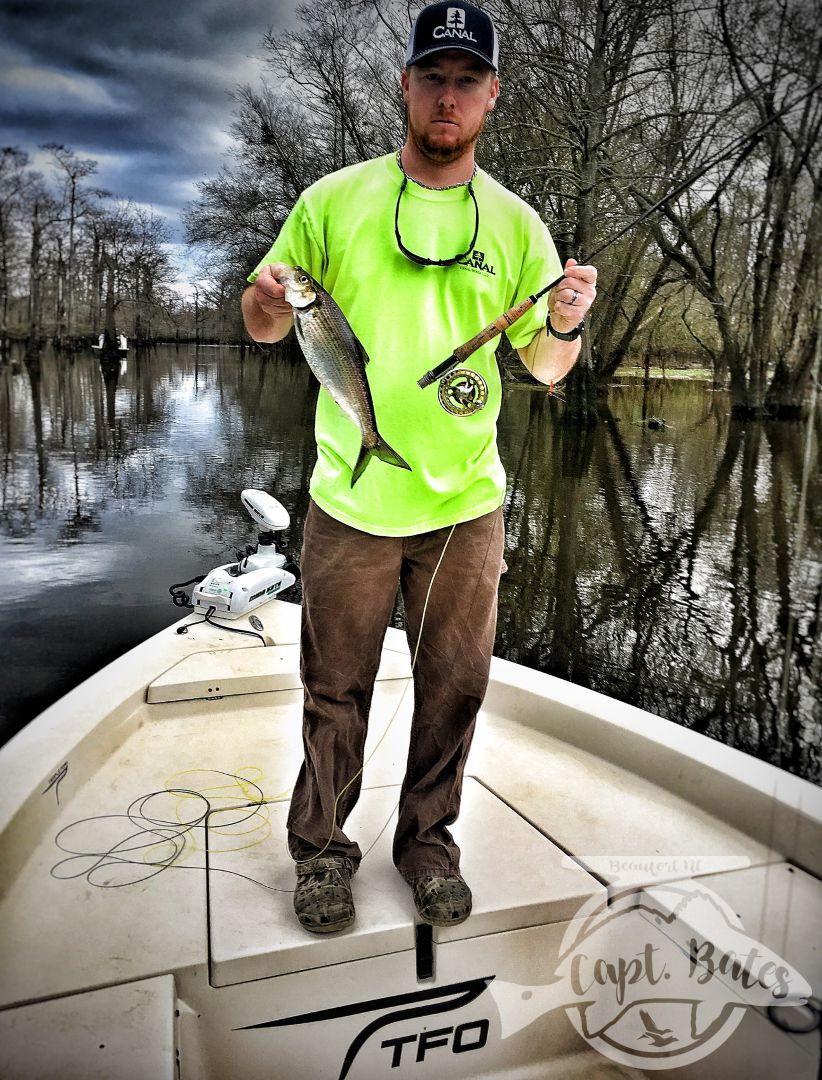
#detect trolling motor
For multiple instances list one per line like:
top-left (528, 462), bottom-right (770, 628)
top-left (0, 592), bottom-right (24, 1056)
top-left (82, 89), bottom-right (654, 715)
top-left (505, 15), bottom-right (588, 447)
top-left (191, 490), bottom-right (298, 619)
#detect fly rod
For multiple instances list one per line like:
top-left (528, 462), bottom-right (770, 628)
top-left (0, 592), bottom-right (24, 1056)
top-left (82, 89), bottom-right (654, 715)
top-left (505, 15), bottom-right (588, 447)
top-left (417, 78), bottom-right (822, 389)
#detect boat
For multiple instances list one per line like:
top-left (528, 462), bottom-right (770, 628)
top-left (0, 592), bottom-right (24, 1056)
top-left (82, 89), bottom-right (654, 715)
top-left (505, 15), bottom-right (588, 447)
top-left (0, 494), bottom-right (819, 1079)
top-left (92, 332), bottom-right (128, 355)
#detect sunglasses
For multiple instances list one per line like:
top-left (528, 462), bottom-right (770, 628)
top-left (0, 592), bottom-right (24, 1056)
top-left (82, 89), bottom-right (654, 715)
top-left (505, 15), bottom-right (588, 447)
top-left (394, 171), bottom-right (480, 267)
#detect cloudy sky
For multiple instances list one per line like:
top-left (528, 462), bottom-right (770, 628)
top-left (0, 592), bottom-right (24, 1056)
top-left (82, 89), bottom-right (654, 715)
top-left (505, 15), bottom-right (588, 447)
top-left (0, 0), bottom-right (298, 290)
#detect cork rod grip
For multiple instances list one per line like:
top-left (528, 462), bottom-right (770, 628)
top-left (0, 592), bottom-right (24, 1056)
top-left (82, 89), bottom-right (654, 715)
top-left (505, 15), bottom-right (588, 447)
top-left (453, 296), bottom-right (536, 363)
top-left (417, 294), bottom-right (539, 388)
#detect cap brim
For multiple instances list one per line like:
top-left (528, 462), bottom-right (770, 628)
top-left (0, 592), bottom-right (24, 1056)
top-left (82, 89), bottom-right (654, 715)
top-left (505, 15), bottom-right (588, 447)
top-left (406, 44), bottom-right (497, 72)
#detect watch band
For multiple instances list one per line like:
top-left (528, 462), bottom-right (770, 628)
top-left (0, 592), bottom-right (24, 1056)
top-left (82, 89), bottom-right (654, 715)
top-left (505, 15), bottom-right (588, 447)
top-left (547, 316), bottom-right (585, 341)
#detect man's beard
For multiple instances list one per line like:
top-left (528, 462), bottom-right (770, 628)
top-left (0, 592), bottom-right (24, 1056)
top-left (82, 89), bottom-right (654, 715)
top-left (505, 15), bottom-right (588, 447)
top-left (408, 111), bottom-right (488, 164)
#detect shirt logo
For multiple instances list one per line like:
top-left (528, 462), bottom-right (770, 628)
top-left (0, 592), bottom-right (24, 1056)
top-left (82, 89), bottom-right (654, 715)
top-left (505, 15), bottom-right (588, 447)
top-left (434, 8), bottom-right (477, 41)
top-left (457, 249), bottom-right (496, 276)
top-left (438, 369), bottom-right (488, 415)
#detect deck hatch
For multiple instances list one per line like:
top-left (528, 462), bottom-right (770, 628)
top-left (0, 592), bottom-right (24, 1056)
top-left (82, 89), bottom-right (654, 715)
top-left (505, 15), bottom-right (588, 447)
top-left (205, 778), bottom-right (604, 987)
top-left (0, 975), bottom-right (177, 1078)
top-left (147, 645), bottom-right (412, 704)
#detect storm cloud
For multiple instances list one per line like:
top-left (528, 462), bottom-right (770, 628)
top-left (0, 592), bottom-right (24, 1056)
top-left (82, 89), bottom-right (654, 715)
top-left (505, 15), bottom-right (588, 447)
top-left (0, 0), bottom-right (296, 241)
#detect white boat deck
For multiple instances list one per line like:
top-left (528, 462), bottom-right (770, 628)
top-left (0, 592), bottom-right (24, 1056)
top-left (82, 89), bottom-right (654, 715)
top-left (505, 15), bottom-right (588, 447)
top-left (0, 600), bottom-right (819, 1079)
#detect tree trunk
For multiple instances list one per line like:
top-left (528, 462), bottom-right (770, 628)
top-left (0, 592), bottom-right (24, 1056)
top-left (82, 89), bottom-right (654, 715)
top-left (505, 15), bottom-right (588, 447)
top-left (101, 259), bottom-right (119, 361)
top-left (26, 202), bottom-right (44, 355)
top-left (563, 344), bottom-right (601, 425)
top-left (0, 222), bottom-right (8, 353)
top-left (766, 330), bottom-right (821, 419)
top-left (89, 232), bottom-right (102, 331)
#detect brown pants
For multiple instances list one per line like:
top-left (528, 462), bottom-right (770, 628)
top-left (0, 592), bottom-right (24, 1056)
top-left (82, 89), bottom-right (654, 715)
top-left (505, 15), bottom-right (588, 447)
top-left (287, 500), bottom-right (505, 882)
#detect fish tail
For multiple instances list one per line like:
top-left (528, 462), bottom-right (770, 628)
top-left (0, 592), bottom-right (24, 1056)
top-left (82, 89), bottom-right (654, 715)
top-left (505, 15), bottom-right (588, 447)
top-left (374, 436), bottom-right (412, 473)
top-left (350, 436), bottom-right (412, 487)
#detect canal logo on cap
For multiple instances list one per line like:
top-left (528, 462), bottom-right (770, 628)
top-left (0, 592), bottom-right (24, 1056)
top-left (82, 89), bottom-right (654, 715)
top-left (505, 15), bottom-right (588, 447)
top-left (405, 1), bottom-right (499, 72)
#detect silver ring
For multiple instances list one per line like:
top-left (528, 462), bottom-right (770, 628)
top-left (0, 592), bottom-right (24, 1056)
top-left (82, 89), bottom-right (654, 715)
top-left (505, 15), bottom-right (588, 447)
top-left (570, 289), bottom-right (579, 306)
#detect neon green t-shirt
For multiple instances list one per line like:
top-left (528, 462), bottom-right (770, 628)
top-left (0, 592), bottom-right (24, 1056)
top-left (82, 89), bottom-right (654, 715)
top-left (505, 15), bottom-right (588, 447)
top-left (248, 152), bottom-right (562, 536)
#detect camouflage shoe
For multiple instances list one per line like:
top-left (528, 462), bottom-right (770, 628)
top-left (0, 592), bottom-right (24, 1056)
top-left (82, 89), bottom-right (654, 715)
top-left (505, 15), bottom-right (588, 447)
top-left (412, 873), bottom-right (472, 927)
top-left (293, 856), bottom-right (355, 934)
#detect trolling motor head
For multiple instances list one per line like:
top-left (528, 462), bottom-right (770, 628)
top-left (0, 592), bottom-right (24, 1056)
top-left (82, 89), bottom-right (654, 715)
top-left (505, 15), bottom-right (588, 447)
top-left (191, 489), bottom-right (297, 618)
top-left (238, 489), bottom-right (291, 569)
top-left (240, 489), bottom-right (290, 532)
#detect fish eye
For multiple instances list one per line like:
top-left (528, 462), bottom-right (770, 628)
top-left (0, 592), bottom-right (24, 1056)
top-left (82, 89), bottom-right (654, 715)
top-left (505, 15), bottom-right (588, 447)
top-left (299, 275), bottom-right (309, 284)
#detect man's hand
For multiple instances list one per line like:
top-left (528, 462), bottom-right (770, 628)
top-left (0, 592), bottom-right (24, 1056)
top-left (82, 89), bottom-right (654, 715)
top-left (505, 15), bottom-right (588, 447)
top-left (253, 263), bottom-right (292, 318)
top-left (516, 258), bottom-right (598, 385)
top-left (549, 258), bottom-right (597, 333)
top-left (241, 262), bottom-right (294, 343)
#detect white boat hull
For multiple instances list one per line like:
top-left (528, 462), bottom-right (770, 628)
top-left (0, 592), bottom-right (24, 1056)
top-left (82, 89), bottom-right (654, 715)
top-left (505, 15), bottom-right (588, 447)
top-left (1, 600), bottom-right (819, 1078)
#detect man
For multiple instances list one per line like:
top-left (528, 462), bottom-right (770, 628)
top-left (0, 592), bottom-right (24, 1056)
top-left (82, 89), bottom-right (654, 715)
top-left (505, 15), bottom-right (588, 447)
top-left (242, 0), bottom-right (596, 934)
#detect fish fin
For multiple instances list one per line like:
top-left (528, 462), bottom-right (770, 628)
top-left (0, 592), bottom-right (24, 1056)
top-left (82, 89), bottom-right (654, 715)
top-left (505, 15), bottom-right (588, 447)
top-left (373, 436), bottom-right (411, 473)
top-left (350, 444), bottom-right (373, 487)
top-left (356, 339), bottom-right (371, 368)
top-left (350, 437), bottom-right (412, 486)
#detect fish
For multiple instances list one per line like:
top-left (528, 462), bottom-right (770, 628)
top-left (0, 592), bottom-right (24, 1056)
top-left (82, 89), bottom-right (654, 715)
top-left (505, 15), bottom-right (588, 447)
top-left (276, 265), bottom-right (411, 487)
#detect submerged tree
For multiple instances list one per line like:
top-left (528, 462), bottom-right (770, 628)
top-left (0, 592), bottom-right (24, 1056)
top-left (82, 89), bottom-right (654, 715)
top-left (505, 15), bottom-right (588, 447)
top-left (44, 144), bottom-right (103, 347)
top-left (0, 144), bottom-right (178, 348)
top-left (24, 181), bottom-right (62, 357)
top-left (0, 148), bottom-right (33, 352)
top-left (643, 0), bottom-right (822, 416)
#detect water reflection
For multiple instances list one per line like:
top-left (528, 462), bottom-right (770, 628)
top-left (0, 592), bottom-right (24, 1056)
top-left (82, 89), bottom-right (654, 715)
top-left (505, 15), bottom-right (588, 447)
top-left (498, 381), bottom-right (820, 782)
top-left (0, 346), bottom-right (819, 784)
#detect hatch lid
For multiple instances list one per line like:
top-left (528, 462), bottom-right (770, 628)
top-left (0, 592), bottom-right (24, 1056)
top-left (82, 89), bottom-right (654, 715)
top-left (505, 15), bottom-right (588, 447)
top-left (207, 777), bottom-right (604, 986)
top-left (147, 644), bottom-right (412, 704)
top-left (0, 975), bottom-right (176, 1079)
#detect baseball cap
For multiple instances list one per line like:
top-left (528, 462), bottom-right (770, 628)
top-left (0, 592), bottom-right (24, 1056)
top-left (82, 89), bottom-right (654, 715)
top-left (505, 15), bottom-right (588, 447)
top-left (405, 1), bottom-right (499, 72)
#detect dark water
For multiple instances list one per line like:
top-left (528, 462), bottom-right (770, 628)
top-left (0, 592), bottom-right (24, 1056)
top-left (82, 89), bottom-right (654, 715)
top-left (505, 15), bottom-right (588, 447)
top-left (1, 345), bottom-right (819, 783)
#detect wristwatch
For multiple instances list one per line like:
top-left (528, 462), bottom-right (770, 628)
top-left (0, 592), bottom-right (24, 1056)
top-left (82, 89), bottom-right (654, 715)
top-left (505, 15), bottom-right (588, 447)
top-left (547, 316), bottom-right (585, 341)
